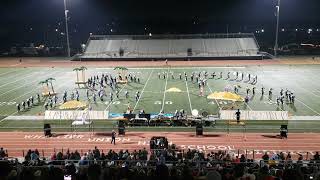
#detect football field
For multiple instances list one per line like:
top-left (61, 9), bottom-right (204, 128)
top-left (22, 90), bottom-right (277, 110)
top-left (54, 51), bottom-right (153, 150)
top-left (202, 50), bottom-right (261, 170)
top-left (0, 64), bottom-right (320, 132)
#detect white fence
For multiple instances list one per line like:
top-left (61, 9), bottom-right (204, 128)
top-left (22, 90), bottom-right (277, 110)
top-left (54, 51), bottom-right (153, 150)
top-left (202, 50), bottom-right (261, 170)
top-left (219, 110), bottom-right (289, 121)
top-left (44, 111), bottom-right (109, 120)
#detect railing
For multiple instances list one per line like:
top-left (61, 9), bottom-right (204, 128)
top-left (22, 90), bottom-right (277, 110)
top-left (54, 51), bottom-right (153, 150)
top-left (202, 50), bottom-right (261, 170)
top-left (259, 51), bottom-right (275, 59)
top-left (1, 159), bottom-right (320, 173)
top-left (89, 33), bottom-right (257, 40)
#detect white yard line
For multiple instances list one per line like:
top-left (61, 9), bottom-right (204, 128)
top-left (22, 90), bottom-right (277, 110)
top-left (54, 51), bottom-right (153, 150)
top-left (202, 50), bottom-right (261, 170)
top-left (0, 71), bottom-right (59, 97)
top-left (133, 69), bottom-right (154, 111)
top-left (198, 65), bottom-right (221, 110)
top-left (264, 67), bottom-right (320, 116)
top-left (0, 72), bottom-right (72, 117)
top-left (104, 85), bottom-right (127, 111)
top-left (160, 69), bottom-right (169, 112)
top-left (206, 82), bottom-right (221, 110)
top-left (291, 74), bottom-right (320, 98)
top-left (0, 69), bottom-right (20, 77)
top-left (295, 98), bottom-right (320, 116)
top-left (0, 75), bottom-right (73, 125)
top-left (0, 70), bottom-right (35, 88)
top-left (262, 93), bottom-right (285, 111)
top-left (185, 80), bottom-right (193, 113)
top-left (255, 67), bottom-right (285, 111)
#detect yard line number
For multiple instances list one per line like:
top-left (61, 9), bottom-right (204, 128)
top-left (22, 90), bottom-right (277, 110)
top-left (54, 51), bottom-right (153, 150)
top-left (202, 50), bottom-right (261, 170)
top-left (154, 101), bottom-right (173, 105)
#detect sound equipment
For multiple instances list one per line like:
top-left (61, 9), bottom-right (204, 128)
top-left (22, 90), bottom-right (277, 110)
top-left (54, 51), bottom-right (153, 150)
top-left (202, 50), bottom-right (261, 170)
top-left (44, 123), bottom-right (52, 137)
top-left (187, 48), bottom-right (193, 56)
top-left (280, 125), bottom-right (288, 138)
top-left (139, 113), bottom-right (151, 120)
top-left (196, 124), bottom-right (203, 136)
top-left (123, 113), bottom-right (136, 120)
top-left (118, 126), bottom-right (125, 135)
top-left (119, 48), bottom-right (124, 57)
top-left (118, 120), bottom-right (125, 135)
top-left (202, 111), bottom-right (208, 117)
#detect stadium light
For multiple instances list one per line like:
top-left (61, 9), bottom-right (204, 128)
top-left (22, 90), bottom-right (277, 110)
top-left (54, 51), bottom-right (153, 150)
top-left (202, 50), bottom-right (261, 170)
top-left (64, 0), bottom-right (71, 57)
top-left (274, 0), bottom-right (281, 57)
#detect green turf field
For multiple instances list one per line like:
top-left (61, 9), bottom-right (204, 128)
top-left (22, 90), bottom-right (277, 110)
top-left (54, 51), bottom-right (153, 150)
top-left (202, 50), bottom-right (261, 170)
top-left (0, 64), bottom-right (320, 132)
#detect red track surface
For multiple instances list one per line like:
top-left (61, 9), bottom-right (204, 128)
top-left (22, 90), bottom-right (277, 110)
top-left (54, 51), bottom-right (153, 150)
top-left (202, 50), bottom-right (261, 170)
top-left (1, 132), bottom-right (319, 159)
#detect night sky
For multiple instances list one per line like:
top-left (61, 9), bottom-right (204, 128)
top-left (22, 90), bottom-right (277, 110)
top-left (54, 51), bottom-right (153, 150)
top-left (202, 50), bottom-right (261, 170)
top-left (1, 0), bottom-right (320, 49)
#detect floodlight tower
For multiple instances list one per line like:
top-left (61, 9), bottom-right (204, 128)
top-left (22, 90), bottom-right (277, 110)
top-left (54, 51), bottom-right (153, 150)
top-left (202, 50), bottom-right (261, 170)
top-left (64, 0), bottom-right (71, 57)
top-left (274, 0), bottom-right (281, 57)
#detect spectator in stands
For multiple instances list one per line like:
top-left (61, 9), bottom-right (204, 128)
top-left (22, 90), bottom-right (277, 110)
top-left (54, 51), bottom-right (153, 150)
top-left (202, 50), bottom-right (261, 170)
top-left (242, 167), bottom-right (256, 180)
top-left (79, 153), bottom-right (88, 165)
top-left (286, 152), bottom-right (292, 161)
top-left (240, 154), bottom-right (246, 163)
top-left (278, 152), bottom-right (285, 161)
top-left (297, 154), bottom-right (304, 165)
top-left (2, 146), bottom-right (319, 180)
top-left (56, 151), bottom-right (64, 161)
top-left (50, 152), bottom-right (57, 161)
top-left (262, 152), bottom-right (269, 161)
top-left (0, 147), bottom-right (7, 159)
top-left (314, 152), bottom-right (320, 161)
top-left (206, 170), bottom-right (222, 180)
top-left (24, 149), bottom-right (32, 162)
top-left (234, 155), bottom-right (241, 163)
top-left (30, 150), bottom-right (39, 161)
top-left (93, 146), bottom-right (100, 159)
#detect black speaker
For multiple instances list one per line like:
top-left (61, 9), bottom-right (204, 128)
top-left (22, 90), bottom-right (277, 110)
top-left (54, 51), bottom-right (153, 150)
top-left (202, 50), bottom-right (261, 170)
top-left (280, 125), bottom-right (288, 138)
top-left (44, 123), bottom-right (52, 137)
top-left (138, 113), bottom-right (151, 120)
top-left (202, 111), bottom-right (208, 117)
top-left (187, 48), bottom-right (193, 56)
top-left (124, 113), bottom-right (136, 120)
top-left (118, 123), bottom-right (125, 135)
top-left (119, 48), bottom-right (124, 57)
top-left (196, 124), bottom-right (203, 136)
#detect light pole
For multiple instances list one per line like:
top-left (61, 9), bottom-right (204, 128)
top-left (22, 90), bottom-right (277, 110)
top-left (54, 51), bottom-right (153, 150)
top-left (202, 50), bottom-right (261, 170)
top-left (274, 0), bottom-right (281, 57)
top-left (64, 0), bottom-right (71, 57)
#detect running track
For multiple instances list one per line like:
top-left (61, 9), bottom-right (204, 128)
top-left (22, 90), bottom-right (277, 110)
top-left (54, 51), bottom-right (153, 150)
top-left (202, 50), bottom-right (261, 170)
top-left (1, 132), bottom-right (319, 159)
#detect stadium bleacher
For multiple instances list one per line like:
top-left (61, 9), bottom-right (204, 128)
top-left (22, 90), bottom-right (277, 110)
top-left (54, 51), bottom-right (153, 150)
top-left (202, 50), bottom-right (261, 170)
top-left (1, 146), bottom-right (319, 180)
top-left (79, 34), bottom-right (264, 60)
